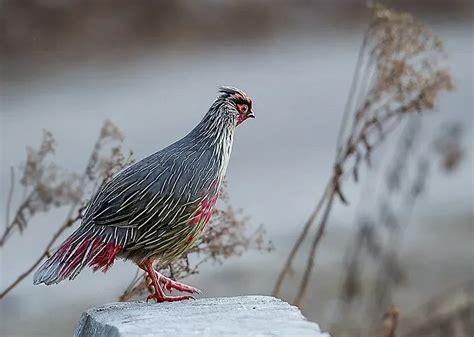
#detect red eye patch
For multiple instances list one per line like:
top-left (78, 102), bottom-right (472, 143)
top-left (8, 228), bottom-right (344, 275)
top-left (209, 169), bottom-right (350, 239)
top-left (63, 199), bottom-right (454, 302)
top-left (237, 103), bottom-right (249, 114)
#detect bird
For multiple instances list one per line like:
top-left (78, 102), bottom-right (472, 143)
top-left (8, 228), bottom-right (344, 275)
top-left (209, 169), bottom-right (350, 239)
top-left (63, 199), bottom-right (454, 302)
top-left (33, 86), bottom-right (254, 302)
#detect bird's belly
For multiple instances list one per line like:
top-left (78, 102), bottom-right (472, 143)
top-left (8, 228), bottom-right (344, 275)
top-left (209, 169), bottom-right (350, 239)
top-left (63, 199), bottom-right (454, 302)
top-left (124, 185), bottom-right (221, 264)
top-left (156, 191), bottom-right (219, 263)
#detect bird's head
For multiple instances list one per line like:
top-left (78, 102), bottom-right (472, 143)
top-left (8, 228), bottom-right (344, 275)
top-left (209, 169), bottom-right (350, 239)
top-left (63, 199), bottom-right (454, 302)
top-left (210, 86), bottom-right (255, 127)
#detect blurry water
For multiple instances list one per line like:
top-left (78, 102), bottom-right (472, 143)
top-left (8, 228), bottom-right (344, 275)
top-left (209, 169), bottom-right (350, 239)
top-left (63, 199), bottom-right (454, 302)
top-left (1, 24), bottom-right (472, 336)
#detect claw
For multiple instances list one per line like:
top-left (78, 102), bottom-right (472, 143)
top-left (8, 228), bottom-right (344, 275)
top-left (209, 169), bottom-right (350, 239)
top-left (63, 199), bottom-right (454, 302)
top-left (147, 293), bottom-right (194, 303)
top-left (139, 260), bottom-right (202, 303)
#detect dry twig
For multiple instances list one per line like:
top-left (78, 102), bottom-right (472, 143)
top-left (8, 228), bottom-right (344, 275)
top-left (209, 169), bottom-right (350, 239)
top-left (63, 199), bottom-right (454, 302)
top-left (0, 120), bottom-right (131, 299)
top-left (383, 305), bottom-right (400, 337)
top-left (328, 114), bottom-right (464, 337)
top-left (272, 3), bottom-right (454, 306)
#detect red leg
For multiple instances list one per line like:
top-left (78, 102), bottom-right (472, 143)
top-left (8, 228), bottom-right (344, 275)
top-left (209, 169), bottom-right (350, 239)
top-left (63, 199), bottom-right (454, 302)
top-left (155, 270), bottom-right (202, 295)
top-left (139, 260), bottom-right (194, 302)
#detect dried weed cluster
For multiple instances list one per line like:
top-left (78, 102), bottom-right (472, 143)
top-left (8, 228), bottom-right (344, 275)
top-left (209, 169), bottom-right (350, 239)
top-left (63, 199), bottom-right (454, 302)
top-left (1, 131), bottom-right (81, 246)
top-left (0, 120), bottom-right (129, 299)
top-left (330, 117), bottom-right (464, 336)
top-left (273, 3), bottom-right (455, 307)
top-left (338, 3), bottom-right (454, 174)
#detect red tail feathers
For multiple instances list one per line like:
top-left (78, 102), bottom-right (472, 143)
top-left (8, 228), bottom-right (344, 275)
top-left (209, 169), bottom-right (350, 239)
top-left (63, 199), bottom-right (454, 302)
top-left (34, 233), bottom-right (122, 285)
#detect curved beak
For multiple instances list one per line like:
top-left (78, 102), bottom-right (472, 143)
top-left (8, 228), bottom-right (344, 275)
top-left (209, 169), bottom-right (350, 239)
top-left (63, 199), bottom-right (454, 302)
top-left (248, 110), bottom-right (255, 119)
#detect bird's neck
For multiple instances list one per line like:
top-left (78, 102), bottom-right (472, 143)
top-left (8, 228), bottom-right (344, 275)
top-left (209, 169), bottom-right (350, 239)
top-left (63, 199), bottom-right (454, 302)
top-left (190, 113), bottom-right (236, 182)
top-left (191, 108), bottom-right (236, 143)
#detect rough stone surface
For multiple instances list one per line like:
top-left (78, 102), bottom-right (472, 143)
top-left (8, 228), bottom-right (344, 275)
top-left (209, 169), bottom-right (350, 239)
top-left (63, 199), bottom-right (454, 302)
top-left (75, 295), bottom-right (329, 337)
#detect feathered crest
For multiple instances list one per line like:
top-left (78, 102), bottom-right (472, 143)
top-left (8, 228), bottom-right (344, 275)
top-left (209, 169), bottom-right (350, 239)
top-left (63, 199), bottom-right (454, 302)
top-left (217, 86), bottom-right (252, 105)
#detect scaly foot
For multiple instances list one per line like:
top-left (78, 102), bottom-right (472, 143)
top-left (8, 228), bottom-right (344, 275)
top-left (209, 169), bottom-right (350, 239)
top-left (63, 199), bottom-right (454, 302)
top-left (156, 271), bottom-right (202, 295)
top-left (140, 260), bottom-right (195, 303)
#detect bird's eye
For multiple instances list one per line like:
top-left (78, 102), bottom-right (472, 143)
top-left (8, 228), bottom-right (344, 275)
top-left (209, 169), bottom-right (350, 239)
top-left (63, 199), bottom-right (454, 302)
top-left (237, 103), bottom-right (249, 114)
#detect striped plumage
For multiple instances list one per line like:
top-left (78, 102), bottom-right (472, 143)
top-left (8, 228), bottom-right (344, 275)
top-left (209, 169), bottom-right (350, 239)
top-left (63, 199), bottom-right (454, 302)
top-left (34, 87), bottom-right (254, 301)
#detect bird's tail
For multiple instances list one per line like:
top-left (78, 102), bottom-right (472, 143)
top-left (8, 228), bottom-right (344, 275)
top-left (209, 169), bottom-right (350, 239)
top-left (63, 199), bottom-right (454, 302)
top-left (33, 229), bottom-right (123, 285)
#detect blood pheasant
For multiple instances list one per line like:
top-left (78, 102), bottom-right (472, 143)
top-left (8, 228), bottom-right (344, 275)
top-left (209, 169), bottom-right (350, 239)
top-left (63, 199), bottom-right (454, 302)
top-left (34, 87), bottom-right (254, 302)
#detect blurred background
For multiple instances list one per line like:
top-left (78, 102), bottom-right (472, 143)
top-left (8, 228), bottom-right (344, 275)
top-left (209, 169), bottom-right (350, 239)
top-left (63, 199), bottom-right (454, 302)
top-left (1, 1), bottom-right (473, 336)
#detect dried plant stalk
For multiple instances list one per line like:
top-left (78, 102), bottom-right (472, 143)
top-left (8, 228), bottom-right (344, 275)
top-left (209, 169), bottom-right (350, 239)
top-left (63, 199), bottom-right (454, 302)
top-left (329, 117), bottom-right (465, 336)
top-left (1, 131), bottom-right (82, 246)
top-left (272, 3), bottom-right (454, 306)
top-left (382, 305), bottom-right (400, 337)
top-left (0, 120), bottom-right (131, 300)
